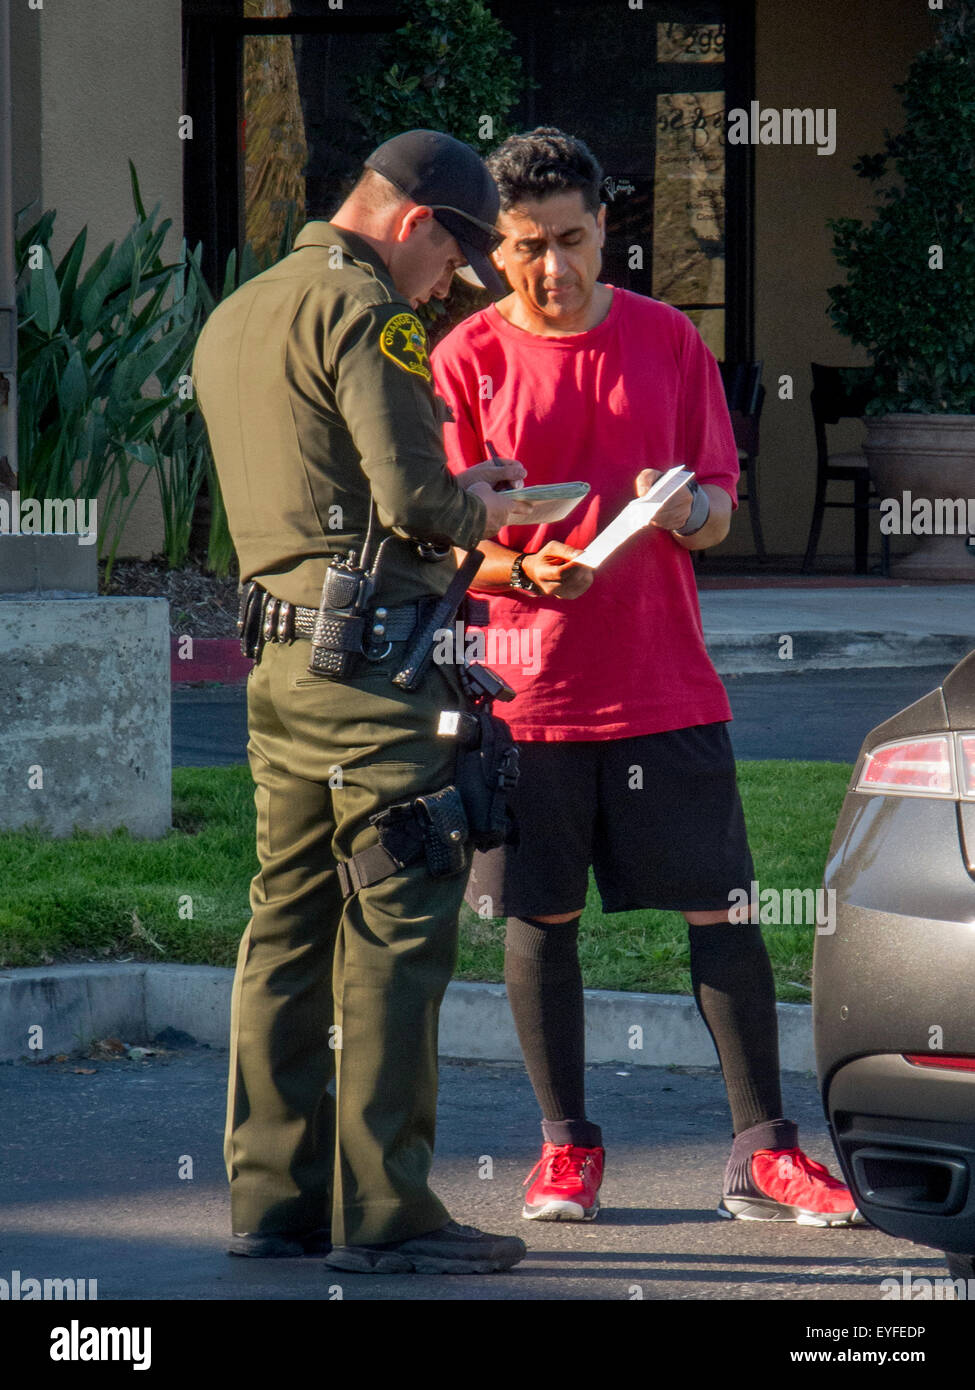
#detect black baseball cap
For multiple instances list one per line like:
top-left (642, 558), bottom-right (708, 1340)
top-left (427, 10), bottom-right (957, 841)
top-left (363, 129), bottom-right (505, 295)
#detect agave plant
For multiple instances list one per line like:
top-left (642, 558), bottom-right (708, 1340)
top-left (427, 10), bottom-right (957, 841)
top-left (15, 164), bottom-right (298, 582)
top-left (16, 166), bottom-right (189, 582)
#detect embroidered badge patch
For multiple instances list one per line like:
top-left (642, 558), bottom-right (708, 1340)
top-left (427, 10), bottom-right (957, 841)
top-left (379, 312), bottom-right (432, 382)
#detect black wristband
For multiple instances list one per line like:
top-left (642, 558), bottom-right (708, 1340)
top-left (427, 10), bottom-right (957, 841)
top-left (509, 552), bottom-right (542, 594)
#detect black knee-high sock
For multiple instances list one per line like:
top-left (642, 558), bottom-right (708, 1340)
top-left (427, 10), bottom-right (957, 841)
top-left (688, 921), bottom-right (784, 1135)
top-left (504, 916), bottom-right (603, 1148)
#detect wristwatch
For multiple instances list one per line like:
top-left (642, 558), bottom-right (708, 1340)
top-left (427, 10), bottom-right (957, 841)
top-left (509, 552), bottom-right (543, 594)
top-left (675, 479), bottom-right (711, 537)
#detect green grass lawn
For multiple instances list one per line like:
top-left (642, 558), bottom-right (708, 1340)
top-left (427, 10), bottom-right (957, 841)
top-left (0, 761), bottom-right (852, 1002)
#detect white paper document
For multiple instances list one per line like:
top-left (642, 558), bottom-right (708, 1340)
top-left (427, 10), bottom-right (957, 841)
top-left (573, 466), bottom-right (696, 569)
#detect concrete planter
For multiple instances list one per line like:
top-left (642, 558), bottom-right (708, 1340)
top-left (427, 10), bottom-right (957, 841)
top-left (0, 532), bottom-right (172, 836)
top-left (0, 593), bottom-right (172, 838)
top-left (864, 413), bottom-right (975, 580)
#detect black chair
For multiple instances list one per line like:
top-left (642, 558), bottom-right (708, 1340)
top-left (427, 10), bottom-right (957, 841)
top-left (719, 360), bottom-right (767, 562)
top-left (802, 363), bottom-right (890, 575)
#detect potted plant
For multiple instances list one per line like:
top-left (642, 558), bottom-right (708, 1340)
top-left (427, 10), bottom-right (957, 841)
top-left (827, 0), bottom-right (975, 579)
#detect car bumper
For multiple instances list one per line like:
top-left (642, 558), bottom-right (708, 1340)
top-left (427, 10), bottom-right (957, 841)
top-left (824, 1053), bottom-right (975, 1253)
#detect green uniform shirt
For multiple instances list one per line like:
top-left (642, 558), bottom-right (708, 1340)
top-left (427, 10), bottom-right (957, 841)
top-left (192, 222), bottom-right (486, 609)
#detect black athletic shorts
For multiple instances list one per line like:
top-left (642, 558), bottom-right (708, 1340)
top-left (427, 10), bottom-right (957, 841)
top-left (465, 721), bottom-right (755, 918)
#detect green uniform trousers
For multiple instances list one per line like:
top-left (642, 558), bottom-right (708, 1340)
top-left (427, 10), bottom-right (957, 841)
top-left (224, 633), bottom-right (468, 1246)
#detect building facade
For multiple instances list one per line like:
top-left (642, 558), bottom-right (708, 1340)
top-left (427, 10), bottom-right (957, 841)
top-left (10, 0), bottom-right (937, 562)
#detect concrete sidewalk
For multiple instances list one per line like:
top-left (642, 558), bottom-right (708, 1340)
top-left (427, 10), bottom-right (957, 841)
top-left (698, 583), bottom-right (973, 673)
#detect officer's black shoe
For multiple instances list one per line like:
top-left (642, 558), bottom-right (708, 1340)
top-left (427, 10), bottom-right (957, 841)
top-left (228, 1228), bottom-right (332, 1258)
top-left (323, 1220), bottom-right (527, 1274)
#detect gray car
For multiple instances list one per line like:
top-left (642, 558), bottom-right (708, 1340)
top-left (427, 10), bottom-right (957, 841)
top-left (814, 647), bottom-right (975, 1288)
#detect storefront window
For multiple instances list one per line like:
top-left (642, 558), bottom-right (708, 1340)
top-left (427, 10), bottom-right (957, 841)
top-left (654, 21), bottom-right (727, 355)
top-left (185, 2), bottom-right (750, 358)
top-left (242, 2), bottom-right (307, 264)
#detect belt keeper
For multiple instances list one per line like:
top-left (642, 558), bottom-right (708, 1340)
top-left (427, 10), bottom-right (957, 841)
top-left (362, 605), bottom-right (393, 661)
top-left (336, 861), bottom-right (353, 897)
top-left (276, 601), bottom-right (294, 642)
top-left (263, 597), bottom-right (280, 641)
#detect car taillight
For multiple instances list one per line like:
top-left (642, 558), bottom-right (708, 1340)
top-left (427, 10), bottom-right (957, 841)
top-left (904, 1054), bottom-right (975, 1072)
top-left (961, 735), bottom-right (975, 797)
top-left (857, 736), bottom-right (955, 796)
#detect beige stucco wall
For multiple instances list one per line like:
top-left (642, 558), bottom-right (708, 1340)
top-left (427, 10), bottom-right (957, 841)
top-left (738, 0), bottom-right (938, 560)
top-left (12, 0), bottom-right (184, 561)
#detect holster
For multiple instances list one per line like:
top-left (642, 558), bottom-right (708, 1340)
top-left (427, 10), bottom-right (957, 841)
top-left (414, 786), bottom-right (469, 877)
top-left (307, 559), bottom-right (372, 678)
top-left (237, 581), bottom-right (265, 660)
top-left (441, 705), bottom-right (520, 851)
top-left (336, 783), bottom-right (471, 897)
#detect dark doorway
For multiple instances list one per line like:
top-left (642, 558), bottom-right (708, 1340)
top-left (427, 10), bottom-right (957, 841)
top-left (182, 1), bottom-right (753, 356)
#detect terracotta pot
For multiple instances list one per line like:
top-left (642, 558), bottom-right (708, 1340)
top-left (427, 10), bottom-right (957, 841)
top-left (863, 413), bottom-right (975, 580)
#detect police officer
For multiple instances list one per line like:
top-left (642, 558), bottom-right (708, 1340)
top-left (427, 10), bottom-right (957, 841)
top-left (192, 130), bottom-right (531, 1274)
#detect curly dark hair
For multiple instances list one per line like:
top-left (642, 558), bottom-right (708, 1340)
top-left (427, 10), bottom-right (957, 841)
top-left (485, 127), bottom-right (604, 215)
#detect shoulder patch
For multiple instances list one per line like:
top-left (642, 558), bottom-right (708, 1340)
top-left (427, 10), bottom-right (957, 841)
top-left (379, 312), bottom-right (432, 382)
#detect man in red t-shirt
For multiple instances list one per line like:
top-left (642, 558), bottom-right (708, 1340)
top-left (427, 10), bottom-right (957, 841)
top-left (431, 128), bottom-right (859, 1228)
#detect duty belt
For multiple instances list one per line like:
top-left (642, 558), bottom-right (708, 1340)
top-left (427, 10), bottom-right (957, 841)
top-left (260, 594), bottom-right (420, 645)
top-left (238, 582), bottom-right (424, 663)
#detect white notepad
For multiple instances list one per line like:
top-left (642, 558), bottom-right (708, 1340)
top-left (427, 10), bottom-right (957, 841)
top-left (574, 467), bottom-right (696, 569)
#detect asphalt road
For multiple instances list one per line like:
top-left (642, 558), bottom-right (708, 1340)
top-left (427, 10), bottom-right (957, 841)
top-left (172, 665), bottom-right (955, 767)
top-left (0, 1047), bottom-right (951, 1305)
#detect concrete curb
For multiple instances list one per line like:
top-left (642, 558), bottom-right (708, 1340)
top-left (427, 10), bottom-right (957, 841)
top-left (698, 586), bottom-right (974, 674)
top-left (0, 963), bottom-right (816, 1073)
top-left (704, 629), bottom-right (971, 675)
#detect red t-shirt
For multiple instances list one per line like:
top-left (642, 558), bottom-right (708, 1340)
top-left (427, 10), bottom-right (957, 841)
top-left (430, 287), bottom-right (739, 741)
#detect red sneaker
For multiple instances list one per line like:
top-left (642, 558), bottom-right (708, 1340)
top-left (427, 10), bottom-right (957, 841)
top-left (719, 1146), bottom-right (862, 1226)
top-left (522, 1143), bottom-right (604, 1221)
